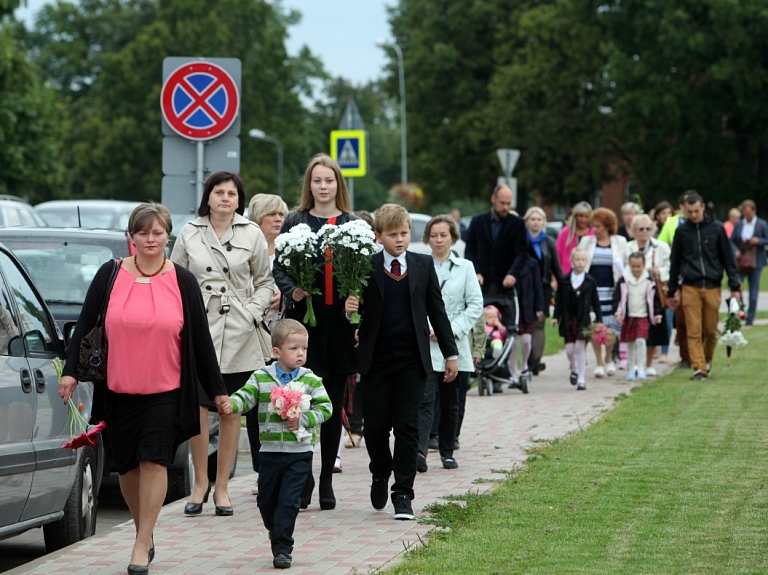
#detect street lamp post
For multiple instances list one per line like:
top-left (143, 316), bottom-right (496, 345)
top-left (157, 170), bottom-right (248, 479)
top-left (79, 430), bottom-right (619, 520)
top-left (248, 128), bottom-right (284, 197)
top-left (377, 40), bottom-right (407, 184)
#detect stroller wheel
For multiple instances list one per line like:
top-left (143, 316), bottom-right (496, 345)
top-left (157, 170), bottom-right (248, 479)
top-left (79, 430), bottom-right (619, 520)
top-left (520, 374), bottom-right (530, 394)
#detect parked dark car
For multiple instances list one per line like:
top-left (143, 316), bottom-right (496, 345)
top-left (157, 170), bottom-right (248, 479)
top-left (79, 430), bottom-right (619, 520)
top-left (0, 227), bottom-right (226, 502)
top-left (0, 242), bottom-right (100, 552)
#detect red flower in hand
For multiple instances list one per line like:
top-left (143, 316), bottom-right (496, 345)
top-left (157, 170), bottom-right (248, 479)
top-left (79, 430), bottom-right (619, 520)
top-left (62, 420), bottom-right (106, 450)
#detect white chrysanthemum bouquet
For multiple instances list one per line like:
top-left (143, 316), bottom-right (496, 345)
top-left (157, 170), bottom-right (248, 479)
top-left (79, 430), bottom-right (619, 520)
top-left (318, 220), bottom-right (377, 324)
top-left (275, 223), bottom-right (321, 326)
top-left (719, 297), bottom-right (748, 366)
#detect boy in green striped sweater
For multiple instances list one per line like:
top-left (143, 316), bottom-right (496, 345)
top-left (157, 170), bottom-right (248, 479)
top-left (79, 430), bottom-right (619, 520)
top-left (221, 319), bottom-right (332, 570)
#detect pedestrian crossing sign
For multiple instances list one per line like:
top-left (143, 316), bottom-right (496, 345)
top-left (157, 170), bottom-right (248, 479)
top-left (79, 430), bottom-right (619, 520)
top-left (330, 130), bottom-right (367, 177)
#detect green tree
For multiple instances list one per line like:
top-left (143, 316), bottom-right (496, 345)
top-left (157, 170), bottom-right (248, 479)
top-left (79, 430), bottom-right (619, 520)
top-left (488, 0), bottom-right (614, 206)
top-left (387, 0), bottom-right (508, 208)
top-left (0, 7), bottom-right (66, 201)
top-left (593, 0), bottom-right (768, 208)
top-left (25, 0), bottom-right (325, 203)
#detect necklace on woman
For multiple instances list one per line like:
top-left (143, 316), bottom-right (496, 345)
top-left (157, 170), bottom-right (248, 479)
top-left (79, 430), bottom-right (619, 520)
top-left (134, 255), bottom-right (166, 283)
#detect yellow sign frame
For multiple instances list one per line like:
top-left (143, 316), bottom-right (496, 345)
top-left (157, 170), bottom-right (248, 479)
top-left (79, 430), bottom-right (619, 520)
top-left (330, 130), bottom-right (367, 177)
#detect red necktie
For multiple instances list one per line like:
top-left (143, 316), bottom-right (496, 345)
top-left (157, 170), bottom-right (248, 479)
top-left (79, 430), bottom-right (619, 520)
top-left (391, 259), bottom-right (401, 277)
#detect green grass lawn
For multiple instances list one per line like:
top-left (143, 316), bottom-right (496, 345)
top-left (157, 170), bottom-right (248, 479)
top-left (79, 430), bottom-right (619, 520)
top-left (389, 327), bottom-right (768, 574)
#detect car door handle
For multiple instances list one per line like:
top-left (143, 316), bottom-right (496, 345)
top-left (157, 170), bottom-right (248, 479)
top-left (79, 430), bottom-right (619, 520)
top-left (20, 368), bottom-right (32, 393)
top-left (34, 369), bottom-right (46, 393)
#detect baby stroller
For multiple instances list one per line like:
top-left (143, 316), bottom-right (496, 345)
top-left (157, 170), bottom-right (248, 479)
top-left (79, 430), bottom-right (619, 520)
top-left (472, 290), bottom-right (529, 395)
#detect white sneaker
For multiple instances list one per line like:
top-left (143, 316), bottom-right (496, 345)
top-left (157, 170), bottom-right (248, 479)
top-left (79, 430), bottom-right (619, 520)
top-left (606, 362), bottom-right (617, 376)
top-left (594, 366), bottom-right (605, 378)
top-left (626, 371), bottom-right (636, 382)
top-left (646, 367), bottom-right (657, 377)
top-left (637, 369), bottom-right (647, 380)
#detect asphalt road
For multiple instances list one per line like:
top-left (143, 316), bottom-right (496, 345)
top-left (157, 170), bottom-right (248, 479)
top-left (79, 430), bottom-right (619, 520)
top-left (0, 452), bottom-right (255, 573)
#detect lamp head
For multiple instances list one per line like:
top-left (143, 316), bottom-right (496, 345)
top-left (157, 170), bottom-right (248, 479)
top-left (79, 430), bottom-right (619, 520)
top-left (248, 129), bottom-right (266, 139)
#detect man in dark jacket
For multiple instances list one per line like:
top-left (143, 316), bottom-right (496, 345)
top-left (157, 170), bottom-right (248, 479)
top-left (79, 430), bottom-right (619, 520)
top-left (667, 192), bottom-right (741, 380)
top-left (465, 184), bottom-right (528, 297)
top-left (729, 199), bottom-right (768, 325)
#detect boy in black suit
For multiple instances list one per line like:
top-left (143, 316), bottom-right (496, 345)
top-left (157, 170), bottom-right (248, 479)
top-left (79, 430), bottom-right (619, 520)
top-left (345, 204), bottom-right (458, 520)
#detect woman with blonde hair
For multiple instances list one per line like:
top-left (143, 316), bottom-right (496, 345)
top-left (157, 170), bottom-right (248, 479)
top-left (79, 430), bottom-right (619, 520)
top-left (523, 207), bottom-right (562, 376)
top-left (272, 154), bottom-right (358, 511)
top-left (556, 201), bottom-right (594, 274)
top-left (578, 207), bottom-right (628, 377)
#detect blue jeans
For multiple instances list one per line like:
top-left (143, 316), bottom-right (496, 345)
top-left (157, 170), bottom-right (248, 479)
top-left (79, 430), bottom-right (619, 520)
top-left (740, 267), bottom-right (763, 325)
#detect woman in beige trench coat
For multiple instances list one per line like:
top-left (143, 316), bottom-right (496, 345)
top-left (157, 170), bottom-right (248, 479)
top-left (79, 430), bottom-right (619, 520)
top-left (171, 171), bottom-right (275, 516)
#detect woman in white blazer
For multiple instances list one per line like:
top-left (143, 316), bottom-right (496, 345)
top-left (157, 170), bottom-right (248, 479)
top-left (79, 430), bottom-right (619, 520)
top-left (578, 207), bottom-right (628, 378)
top-left (416, 215), bottom-right (483, 472)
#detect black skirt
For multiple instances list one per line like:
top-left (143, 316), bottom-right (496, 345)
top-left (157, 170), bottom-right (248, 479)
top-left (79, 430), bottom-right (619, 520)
top-left (105, 388), bottom-right (180, 474)
top-left (647, 313), bottom-right (670, 347)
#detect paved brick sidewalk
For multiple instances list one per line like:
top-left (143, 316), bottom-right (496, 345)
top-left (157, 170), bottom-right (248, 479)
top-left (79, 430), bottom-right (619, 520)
top-left (9, 345), bottom-right (679, 575)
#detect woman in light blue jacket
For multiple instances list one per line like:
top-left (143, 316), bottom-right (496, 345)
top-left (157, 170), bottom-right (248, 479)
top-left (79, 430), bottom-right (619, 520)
top-left (416, 215), bottom-right (483, 472)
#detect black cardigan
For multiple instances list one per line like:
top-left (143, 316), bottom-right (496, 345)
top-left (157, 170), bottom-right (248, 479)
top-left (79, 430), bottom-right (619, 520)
top-left (552, 273), bottom-right (602, 340)
top-left (64, 260), bottom-right (226, 446)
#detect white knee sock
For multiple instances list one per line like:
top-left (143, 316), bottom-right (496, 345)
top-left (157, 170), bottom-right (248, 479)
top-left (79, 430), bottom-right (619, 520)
top-left (508, 336), bottom-right (519, 380)
top-left (575, 340), bottom-right (587, 384)
top-left (626, 341), bottom-right (636, 376)
top-left (520, 334), bottom-right (532, 371)
top-left (636, 339), bottom-right (647, 370)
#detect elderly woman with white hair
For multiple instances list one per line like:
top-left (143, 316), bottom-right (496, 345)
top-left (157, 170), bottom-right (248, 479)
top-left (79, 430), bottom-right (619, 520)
top-left (523, 207), bottom-right (563, 376)
top-left (618, 202), bottom-right (642, 240)
top-left (625, 213), bottom-right (670, 376)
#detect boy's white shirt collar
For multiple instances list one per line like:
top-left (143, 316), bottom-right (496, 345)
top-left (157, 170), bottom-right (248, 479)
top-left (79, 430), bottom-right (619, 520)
top-left (383, 250), bottom-right (408, 272)
top-left (570, 271), bottom-right (585, 288)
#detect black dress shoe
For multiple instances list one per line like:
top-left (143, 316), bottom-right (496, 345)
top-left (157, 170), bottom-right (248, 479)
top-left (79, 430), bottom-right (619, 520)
top-left (126, 565), bottom-right (148, 575)
top-left (183, 501), bottom-right (203, 515)
top-left (319, 479), bottom-right (336, 510)
top-left (213, 492), bottom-right (233, 516)
top-left (273, 553), bottom-right (292, 569)
top-left (533, 362), bottom-right (546, 375)
top-left (416, 453), bottom-right (428, 473)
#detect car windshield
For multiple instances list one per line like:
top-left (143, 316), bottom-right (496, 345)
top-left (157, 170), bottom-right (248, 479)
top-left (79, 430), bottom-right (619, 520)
top-left (1, 237), bottom-right (118, 304)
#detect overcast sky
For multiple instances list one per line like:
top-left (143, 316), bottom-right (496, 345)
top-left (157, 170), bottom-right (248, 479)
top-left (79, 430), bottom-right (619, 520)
top-left (15, 0), bottom-right (393, 85)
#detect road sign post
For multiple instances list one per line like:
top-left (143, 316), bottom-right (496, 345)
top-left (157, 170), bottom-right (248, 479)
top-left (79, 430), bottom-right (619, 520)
top-left (161, 57), bottom-right (241, 211)
top-left (496, 149), bottom-right (521, 209)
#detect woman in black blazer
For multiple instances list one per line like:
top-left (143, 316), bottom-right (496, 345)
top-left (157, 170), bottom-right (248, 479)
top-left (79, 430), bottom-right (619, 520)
top-left (524, 207), bottom-right (563, 374)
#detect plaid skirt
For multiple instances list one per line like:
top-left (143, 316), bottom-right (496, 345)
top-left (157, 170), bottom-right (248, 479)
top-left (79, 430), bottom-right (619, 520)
top-left (519, 321), bottom-right (534, 336)
top-left (620, 317), bottom-right (650, 343)
top-left (564, 317), bottom-right (581, 344)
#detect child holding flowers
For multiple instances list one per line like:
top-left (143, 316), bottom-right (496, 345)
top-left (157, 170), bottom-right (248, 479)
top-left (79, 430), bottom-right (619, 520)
top-left (221, 319), bottom-right (332, 570)
top-left (552, 247), bottom-right (602, 390)
top-left (612, 251), bottom-right (663, 381)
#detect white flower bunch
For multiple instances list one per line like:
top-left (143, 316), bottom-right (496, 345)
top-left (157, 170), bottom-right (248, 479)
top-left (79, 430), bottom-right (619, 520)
top-left (719, 330), bottom-right (748, 348)
top-left (320, 219), bottom-right (377, 256)
top-left (274, 223), bottom-right (318, 263)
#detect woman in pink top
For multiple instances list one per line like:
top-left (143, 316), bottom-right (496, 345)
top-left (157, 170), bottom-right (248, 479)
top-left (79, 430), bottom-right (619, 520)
top-left (556, 201), bottom-right (594, 274)
top-left (58, 203), bottom-right (227, 575)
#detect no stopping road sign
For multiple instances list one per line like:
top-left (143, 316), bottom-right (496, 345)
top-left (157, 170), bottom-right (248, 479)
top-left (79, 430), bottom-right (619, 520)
top-left (161, 61), bottom-right (240, 141)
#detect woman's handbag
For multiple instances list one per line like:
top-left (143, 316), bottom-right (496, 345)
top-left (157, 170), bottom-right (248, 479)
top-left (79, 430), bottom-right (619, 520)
top-left (76, 259), bottom-right (121, 382)
top-left (737, 242), bottom-right (757, 274)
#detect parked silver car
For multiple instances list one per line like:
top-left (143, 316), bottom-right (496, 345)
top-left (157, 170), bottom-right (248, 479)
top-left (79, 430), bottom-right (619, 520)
top-left (0, 242), bottom-right (101, 552)
top-left (35, 200), bottom-right (141, 230)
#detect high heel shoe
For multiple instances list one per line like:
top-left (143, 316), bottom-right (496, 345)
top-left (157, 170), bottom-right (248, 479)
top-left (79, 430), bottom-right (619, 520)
top-left (319, 479), bottom-right (336, 510)
top-left (148, 534), bottom-right (154, 564)
top-left (183, 483), bottom-right (210, 516)
top-left (127, 551), bottom-right (150, 574)
top-left (213, 491), bottom-right (234, 516)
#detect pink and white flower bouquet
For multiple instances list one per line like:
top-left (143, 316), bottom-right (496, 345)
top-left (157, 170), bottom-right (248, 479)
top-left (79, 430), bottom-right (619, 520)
top-left (269, 381), bottom-right (313, 443)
